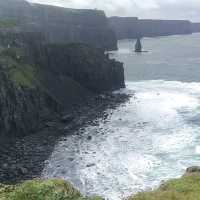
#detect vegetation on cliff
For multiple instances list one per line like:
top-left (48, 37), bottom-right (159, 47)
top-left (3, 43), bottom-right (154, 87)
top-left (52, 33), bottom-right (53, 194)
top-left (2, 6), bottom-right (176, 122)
top-left (130, 169), bottom-right (200, 200)
top-left (0, 47), bottom-right (36, 88)
top-left (0, 30), bottom-right (125, 141)
top-left (0, 179), bottom-right (103, 200)
top-left (0, 19), bottom-right (17, 29)
top-left (1, 168), bottom-right (200, 200)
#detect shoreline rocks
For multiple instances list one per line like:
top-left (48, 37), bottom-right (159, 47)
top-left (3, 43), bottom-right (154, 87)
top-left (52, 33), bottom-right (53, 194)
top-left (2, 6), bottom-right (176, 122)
top-left (0, 92), bottom-right (129, 184)
top-left (184, 166), bottom-right (200, 176)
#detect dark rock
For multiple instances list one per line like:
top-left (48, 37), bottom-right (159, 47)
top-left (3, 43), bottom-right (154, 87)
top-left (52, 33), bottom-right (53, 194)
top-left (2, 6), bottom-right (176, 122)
top-left (109, 17), bottom-right (193, 39)
top-left (44, 44), bottom-right (125, 93)
top-left (61, 115), bottom-right (74, 124)
top-left (68, 158), bottom-right (74, 162)
top-left (0, 31), bottom-right (125, 142)
top-left (186, 166), bottom-right (200, 174)
top-left (86, 163), bottom-right (95, 168)
top-left (192, 23), bottom-right (200, 33)
top-left (45, 122), bottom-right (58, 128)
top-left (87, 136), bottom-right (92, 140)
top-left (18, 166), bottom-right (28, 175)
top-left (0, 0), bottom-right (117, 51)
top-left (2, 163), bottom-right (8, 169)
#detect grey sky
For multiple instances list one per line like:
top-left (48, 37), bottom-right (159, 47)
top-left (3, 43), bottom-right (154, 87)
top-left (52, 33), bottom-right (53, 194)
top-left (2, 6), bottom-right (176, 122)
top-left (28, 0), bottom-right (200, 22)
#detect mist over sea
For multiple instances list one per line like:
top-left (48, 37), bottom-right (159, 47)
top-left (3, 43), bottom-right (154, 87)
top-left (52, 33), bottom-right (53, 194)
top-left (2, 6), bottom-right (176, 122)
top-left (42, 33), bottom-right (200, 200)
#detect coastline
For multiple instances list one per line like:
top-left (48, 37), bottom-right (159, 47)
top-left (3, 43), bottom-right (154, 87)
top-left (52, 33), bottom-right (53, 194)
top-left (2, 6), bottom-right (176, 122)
top-left (0, 92), bottom-right (130, 184)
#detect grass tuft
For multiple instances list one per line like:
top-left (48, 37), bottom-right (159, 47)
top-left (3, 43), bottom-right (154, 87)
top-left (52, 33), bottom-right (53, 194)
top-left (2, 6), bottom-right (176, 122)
top-left (130, 175), bottom-right (200, 200)
top-left (0, 19), bottom-right (17, 28)
top-left (0, 48), bottom-right (36, 88)
top-left (0, 179), bottom-right (104, 200)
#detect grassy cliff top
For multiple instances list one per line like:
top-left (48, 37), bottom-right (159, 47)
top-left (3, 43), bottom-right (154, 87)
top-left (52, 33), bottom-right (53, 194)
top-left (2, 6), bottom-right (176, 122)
top-left (130, 174), bottom-right (200, 200)
top-left (1, 174), bottom-right (200, 200)
top-left (0, 179), bottom-right (103, 200)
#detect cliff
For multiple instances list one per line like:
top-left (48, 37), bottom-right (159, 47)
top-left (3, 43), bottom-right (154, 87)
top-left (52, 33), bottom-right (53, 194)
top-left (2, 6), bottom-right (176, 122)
top-left (109, 17), bottom-right (193, 39)
top-left (0, 0), bottom-right (117, 50)
top-left (0, 30), bottom-right (124, 142)
top-left (192, 23), bottom-right (200, 32)
top-left (42, 44), bottom-right (124, 93)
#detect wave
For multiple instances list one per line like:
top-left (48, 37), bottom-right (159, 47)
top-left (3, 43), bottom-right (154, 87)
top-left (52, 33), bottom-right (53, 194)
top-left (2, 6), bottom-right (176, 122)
top-left (42, 80), bottom-right (200, 200)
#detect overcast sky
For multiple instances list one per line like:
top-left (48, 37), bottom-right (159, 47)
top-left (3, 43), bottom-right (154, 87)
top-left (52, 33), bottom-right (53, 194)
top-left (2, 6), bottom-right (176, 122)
top-left (28, 0), bottom-right (200, 22)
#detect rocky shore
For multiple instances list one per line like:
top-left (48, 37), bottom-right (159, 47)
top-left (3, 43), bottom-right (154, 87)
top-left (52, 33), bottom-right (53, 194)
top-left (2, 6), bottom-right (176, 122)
top-left (0, 0), bottom-right (127, 188)
top-left (0, 92), bottom-right (129, 184)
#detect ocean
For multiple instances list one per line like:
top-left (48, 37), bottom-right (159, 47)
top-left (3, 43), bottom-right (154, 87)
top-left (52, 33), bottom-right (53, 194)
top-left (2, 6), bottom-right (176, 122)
top-left (42, 33), bottom-right (200, 200)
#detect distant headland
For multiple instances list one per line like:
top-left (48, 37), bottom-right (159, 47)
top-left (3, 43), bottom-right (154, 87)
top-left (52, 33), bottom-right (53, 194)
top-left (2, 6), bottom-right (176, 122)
top-left (109, 16), bottom-right (200, 40)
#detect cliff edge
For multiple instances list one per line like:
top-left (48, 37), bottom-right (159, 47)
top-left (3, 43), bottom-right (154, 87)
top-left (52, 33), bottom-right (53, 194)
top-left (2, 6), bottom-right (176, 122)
top-left (109, 17), bottom-right (193, 39)
top-left (0, 0), bottom-right (117, 50)
top-left (0, 29), bottom-right (124, 142)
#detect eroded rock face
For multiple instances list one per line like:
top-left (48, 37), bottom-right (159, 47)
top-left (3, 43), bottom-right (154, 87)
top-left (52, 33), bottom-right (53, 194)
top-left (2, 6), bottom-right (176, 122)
top-left (0, 0), bottom-right (117, 50)
top-left (109, 17), bottom-right (193, 39)
top-left (184, 166), bottom-right (200, 176)
top-left (42, 44), bottom-right (125, 93)
top-left (0, 32), bottom-right (59, 141)
top-left (192, 23), bottom-right (200, 33)
top-left (0, 30), bottom-right (125, 141)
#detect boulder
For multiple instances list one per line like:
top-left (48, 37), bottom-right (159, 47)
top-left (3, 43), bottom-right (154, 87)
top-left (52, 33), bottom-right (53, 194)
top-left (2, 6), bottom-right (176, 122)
top-left (186, 166), bottom-right (200, 174)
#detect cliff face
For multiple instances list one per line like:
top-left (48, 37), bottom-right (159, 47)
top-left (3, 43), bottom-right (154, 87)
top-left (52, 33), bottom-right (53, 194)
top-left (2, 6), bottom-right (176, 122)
top-left (0, 30), bottom-right (124, 141)
top-left (42, 44), bottom-right (124, 93)
top-left (192, 23), bottom-right (200, 33)
top-left (0, 31), bottom-right (59, 140)
top-left (0, 0), bottom-right (117, 50)
top-left (109, 17), bottom-right (193, 39)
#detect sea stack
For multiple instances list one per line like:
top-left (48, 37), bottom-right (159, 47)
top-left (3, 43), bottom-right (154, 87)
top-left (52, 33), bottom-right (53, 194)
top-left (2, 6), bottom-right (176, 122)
top-left (135, 38), bottom-right (142, 52)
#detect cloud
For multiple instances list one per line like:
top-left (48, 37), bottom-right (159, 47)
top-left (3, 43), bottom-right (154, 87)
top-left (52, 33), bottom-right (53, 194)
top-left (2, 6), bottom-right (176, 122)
top-left (27, 0), bottom-right (200, 21)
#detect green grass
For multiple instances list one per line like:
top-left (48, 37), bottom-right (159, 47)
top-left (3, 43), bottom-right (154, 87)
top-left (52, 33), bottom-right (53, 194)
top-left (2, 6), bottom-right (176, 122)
top-left (130, 175), bottom-right (200, 200)
top-left (0, 48), bottom-right (36, 88)
top-left (0, 179), bottom-right (103, 200)
top-left (0, 19), bottom-right (17, 28)
top-left (0, 48), bottom-right (24, 60)
top-left (8, 63), bottom-right (36, 88)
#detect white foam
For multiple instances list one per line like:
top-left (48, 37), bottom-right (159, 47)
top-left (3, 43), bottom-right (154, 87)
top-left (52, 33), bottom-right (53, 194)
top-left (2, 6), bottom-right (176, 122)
top-left (195, 146), bottom-right (200, 154)
top-left (42, 80), bottom-right (200, 200)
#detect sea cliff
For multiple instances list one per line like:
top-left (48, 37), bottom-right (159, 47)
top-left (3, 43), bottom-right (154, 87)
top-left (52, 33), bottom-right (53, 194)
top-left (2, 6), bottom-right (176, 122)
top-left (0, 0), bottom-right (117, 50)
top-left (109, 17), bottom-right (196, 39)
top-left (0, 29), bottom-right (124, 143)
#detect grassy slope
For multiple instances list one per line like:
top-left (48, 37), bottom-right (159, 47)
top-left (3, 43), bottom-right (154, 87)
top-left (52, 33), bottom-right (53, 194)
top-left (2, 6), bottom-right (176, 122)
top-left (130, 174), bottom-right (200, 200)
top-left (0, 47), bottom-right (36, 88)
top-left (1, 174), bottom-right (200, 200)
top-left (0, 20), bottom-right (17, 28)
top-left (0, 179), bottom-right (103, 200)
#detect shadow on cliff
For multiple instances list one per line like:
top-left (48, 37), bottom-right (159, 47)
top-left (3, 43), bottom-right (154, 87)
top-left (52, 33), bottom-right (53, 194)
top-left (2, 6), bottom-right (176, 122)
top-left (0, 93), bottom-right (129, 184)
